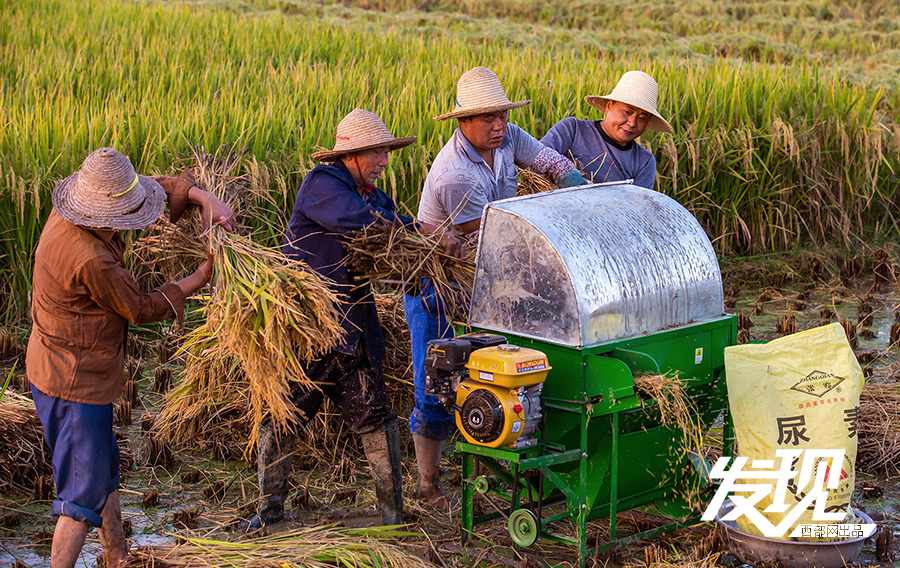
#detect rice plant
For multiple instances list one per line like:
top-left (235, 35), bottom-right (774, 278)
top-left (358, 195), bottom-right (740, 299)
top-left (2, 0), bottom-right (899, 322)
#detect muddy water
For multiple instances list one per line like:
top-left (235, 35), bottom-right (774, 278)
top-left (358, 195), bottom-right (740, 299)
top-left (1, 278), bottom-right (898, 567)
top-left (726, 279), bottom-right (900, 566)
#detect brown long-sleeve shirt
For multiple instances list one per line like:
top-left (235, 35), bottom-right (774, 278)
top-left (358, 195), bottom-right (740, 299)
top-left (26, 175), bottom-right (192, 405)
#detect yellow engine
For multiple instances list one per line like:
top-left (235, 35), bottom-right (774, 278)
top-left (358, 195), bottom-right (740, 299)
top-left (455, 344), bottom-right (550, 448)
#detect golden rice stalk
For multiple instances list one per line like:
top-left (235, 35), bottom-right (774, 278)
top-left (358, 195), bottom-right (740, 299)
top-left (634, 373), bottom-right (703, 448)
top-left (376, 292), bottom-right (413, 383)
top-left (516, 167), bottom-right (558, 196)
top-left (124, 525), bottom-right (434, 568)
top-left (634, 372), bottom-right (707, 507)
top-left (345, 213), bottom-right (475, 322)
top-left (153, 340), bottom-right (250, 459)
top-left (143, 147), bottom-right (344, 452)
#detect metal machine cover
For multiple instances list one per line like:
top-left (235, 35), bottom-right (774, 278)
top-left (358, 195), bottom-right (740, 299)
top-left (469, 183), bottom-right (724, 347)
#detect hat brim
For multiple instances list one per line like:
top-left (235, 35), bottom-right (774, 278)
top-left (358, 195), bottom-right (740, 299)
top-left (584, 96), bottom-right (673, 134)
top-left (310, 136), bottom-right (417, 162)
top-left (434, 99), bottom-right (530, 121)
top-left (52, 173), bottom-right (167, 230)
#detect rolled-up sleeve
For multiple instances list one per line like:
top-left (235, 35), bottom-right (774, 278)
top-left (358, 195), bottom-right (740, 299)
top-left (151, 169), bottom-right (194, 223)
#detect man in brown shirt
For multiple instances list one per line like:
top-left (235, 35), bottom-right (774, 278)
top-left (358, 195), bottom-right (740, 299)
top-left (26, 147), bottom-right (233, 568)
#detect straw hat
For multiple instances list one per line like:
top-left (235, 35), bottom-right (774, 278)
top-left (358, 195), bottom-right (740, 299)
top-left (585, 71), bottom-right (673, 134)
top-left (311, 109), bottom-right (416, 161)
top-left (434, 66), bottom-right (530, 121)
top-left (52, 147), bottom-right (166, 230)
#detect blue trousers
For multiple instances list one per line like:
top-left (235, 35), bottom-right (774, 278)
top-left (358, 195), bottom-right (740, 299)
top-left (32, 384), bottom-right (119, 527)
top-left (403, 284), bottom-right (456, 440)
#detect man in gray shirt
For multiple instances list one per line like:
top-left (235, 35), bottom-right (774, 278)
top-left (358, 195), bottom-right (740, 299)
top-left (541, 70), bottom-right (672, 190)
top-left (408, 66), bottom-right (586, 508)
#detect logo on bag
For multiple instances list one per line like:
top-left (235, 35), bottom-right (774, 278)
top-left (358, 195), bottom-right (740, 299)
top-left (790, 370), bottom-right (845, 398)
top-left (701, 449), bottom-right (874, 539)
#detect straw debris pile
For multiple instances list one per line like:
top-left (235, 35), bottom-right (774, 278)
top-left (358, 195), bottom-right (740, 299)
top-left (141, 148), bottom-right (343, 454)
top-left (857, 381), bottom-right (900, 476)
top-left (0, 392), bottom-right (52, 494)
top-left (345, 213), bottom-right (475, 322)
top-left (125, 525), bottom-right (434, 568)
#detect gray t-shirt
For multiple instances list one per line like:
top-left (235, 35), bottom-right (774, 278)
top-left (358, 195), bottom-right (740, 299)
top-left (418, 125), bottom-right (543, 227)
top-left (541, 117), bottom-right (657, 189)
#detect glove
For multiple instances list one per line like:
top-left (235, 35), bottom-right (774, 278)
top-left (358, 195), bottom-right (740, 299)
top-left (556, 169), bottom-right (588, 188)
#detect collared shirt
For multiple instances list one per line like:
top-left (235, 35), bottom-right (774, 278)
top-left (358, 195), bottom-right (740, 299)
top-left (26, 177), bottom-right (189, 405)
top-left (417, 124), bottom-right (544, 227)
top-left (541, 117), bottom-right (657, 189)
top-left (282, 160), bottom-right (415, 365)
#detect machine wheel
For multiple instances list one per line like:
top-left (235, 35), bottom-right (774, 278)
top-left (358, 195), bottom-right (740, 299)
top-left (508, 508), bottom-right (539, 547)
top-left (474, 475), bottom-right (491, 494)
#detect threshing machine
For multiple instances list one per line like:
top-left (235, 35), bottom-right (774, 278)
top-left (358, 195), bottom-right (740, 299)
top-left (426, 182), bottom-right (737, 565)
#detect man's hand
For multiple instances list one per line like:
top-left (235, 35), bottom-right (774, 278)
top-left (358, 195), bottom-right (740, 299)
top-left (186, 184), bottom-right (236, 233)
top-left (200, 193), bottom-right (236, 233)
top-left (439, 233), bottom-right (465, 259)
top-left (195, 252), bottom-right (215, 285)
top-left (418, 221), bottom-right (465, 259)
top-left (556, 169), bottom-right (588, 188)
top-left (176, 252), bottom-right (215, 297)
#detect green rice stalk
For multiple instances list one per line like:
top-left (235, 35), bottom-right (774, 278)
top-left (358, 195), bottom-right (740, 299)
top-left (125, 525), bottom-right (434, 568)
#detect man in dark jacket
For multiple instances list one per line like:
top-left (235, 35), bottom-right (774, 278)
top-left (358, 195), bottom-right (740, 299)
top-left (245, 109), bottom-right (455, 529)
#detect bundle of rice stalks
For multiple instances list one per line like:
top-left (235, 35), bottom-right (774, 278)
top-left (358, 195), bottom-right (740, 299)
top-left (125, 525), bottom-right (433, 568)
top-left (0, 392), bottom-right (52, 494)
top-left (143, 147), bottom-right (343, 453)
top-left (345, 213), bottom-right (475, 323)
top-left (376, 293), bottom-right (412, 383)
top-left (857, 382), bottom-right (900, 476)
top-left (516, 167), bottom-right (558, 196)
top-left (155, 352), bottom-right (251, 460)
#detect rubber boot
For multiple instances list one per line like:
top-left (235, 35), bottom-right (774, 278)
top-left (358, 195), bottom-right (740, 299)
top-left (412, 433), bottom-right (454, 509)
top-left (244, 423), bottom-right (295, 531)
top-left (360, 418), bottom-right (404, 525)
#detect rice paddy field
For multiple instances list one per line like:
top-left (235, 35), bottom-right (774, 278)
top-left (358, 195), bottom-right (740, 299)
top-left (2, 0), bottom-right (900, 566)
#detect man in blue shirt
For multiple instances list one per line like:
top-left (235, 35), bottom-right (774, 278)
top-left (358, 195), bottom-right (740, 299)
top-left (246, 109), bottom-right (423, 529)
top-left (541, 71), bottom-right (672, 190)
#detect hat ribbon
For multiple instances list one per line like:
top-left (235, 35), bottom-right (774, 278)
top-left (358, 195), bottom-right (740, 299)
top-left (108, 174), bottom-right (139, 198)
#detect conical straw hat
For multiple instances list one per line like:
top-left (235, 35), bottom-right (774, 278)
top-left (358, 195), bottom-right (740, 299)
top-left (434, 66), bottom-right (530, 121)
top-left (311, 109), bottom-right (416, 161)
top-left (584, 71), bottom-right (673, 134)
top-left (52, 147), bottom-right (166, 230)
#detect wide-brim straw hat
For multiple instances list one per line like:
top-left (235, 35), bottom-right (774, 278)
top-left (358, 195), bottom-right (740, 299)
top-left (584, 71), bottom-right (673, 134)
top-left (52, 147), bottom-right (166, 230)
top-left (434, 66), bottom-right (530, 121)
top-left (311, 109), bottom-right (416, 161)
